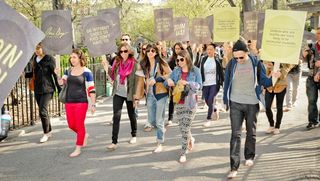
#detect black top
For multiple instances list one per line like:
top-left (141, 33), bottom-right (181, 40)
top-left (66, 74), bottom-right (88, 103)
top-left (25, 55), bottom-right (61, 94)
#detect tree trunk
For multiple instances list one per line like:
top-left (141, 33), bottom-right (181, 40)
top-left (242, 0), bottom-right (253, 12)
top-left (273, 0), bottom-right (278, 10)
top-left (52, 0), bottom-right (64, 10)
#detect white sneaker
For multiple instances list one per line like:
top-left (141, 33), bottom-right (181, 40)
top-left (212, 111), bottom-right (219, 120)
top-left (273, 128), bottom-right (280, 135)
top-left (203, 120), bottom-right (212, 127)
top-left (40, 133), bottom-right (52, 143)
top-left (153, 144), bottom-right (163, 153)
top-left (266, 127), bottom-right (275, 134)
top-left (245, 159), bottom-right (254, 167)
top-left (129, 137), bottom-right (137, 144)
top-left (166, 120), bottom-right (173, 126)
top-left (227, 170), bottom-right (238, 179)
top-left (179, 155), bottom-right (186, 163)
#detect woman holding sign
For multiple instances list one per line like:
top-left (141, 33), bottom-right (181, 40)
top-left (58, 49), bottom-right (96, 157)
top-left (102, 43), bottom-right (141, 151)
top-left (25, 43), bottom-right (61, 143)
top-left (166, 50), bottom-right (202, 163)
top-left (264, 61), bottom-right (292, 135)
top-left (140, 44), bottom-right (171, 153)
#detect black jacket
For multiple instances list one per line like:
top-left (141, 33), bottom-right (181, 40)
top-left (26, 55), bottom-right (60, 94)
top-left (199, 55), bottom-right (224, 92)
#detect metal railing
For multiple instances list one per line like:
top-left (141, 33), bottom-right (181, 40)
top-left (3, 58), bottom-right (108, 130)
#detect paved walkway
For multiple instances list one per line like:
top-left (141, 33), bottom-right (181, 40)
top-left (0, 76), bottom-right (319, 181)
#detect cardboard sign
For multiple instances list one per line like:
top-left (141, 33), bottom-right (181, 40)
top-left (0, 1), bottom-right (45, 108)
top-left (257, 12), bottom-right (265, 49)
top-left (173, 17), bottom-right (189, 42)
top-left (82, 15), bottom-right (117, 57)
top-left (41, 10), bottom-right (73, 55)
top-left (260, 10), bottom-right (307, 64)
top-left (154, 8), bottom-right (174, 41)
top-left (213, 7), bottom-right (240, 42)
top-left (98, 8), bottom-right (121, 39)
top-left (190, 18), bottom-right (212, 44)
top-left (243, 11), bottom-right (259, 40)
top-left (206, 15), bottom-right (214, 33)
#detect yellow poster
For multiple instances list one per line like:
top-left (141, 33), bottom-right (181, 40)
top-left (260, 10), bottom-right (307, 64)
top-left (213, 7), bottom-right (240, 42)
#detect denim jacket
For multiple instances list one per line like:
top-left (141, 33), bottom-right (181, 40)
top-left (165, 66), bottom-right (202, 90)
top-left (223, 54), bottom-right (272, 107)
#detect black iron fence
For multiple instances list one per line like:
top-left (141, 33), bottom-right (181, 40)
top-left (3, 58), bottom-right (109, 130)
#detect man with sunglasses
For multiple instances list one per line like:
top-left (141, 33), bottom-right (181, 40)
top-left (223, 40), bottom-right (280, 179)
top-left (121, 33), bottom-right (138, 60)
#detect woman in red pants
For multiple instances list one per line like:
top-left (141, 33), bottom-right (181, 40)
top-left (58, 49), bottom-right (96, 157)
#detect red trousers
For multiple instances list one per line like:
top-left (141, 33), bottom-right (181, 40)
top-left (65, 103), bottom-right (88, 146)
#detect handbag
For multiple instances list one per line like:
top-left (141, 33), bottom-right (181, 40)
top-left (154, 62), bottom-right (168, 94)
top-left (59, 68), bottom-right (70, 103)
top-left (28, 73), bottom-right (35, 91)
top-left (58, 83), bottom-right (67, 103)
top-left (172, 81), bottom-right (185, 104)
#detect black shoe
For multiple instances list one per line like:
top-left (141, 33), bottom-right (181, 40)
top-left (306, 122), bottom-right (318, 130)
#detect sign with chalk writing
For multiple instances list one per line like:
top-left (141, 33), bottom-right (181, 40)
top-left (98, 8), bottom-right (121, 39)
top-left (173, 17), bottom-right (189, 42)
top-left (243, 11), bottom-right (259, 40)
top-left (0, 1), bottom-right (45, 108)
top-left (261, 10), bottom-right (307, 64)
top-left (154, 8), bottom-right (174, 41)
top-left (190, 18), bottom-right (212, 44)
top-left (213, 7), bottom-right (240, 42)
top-left (41, 10), bottom-right (73, 55)
top-left (82, 15), bottom-right (117, 57)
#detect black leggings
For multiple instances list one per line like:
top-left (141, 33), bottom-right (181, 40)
top-left (265, 88), bottom-right (286, 129)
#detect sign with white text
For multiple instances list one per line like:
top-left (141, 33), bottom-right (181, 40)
top-left (41, 10), bottom-right (73, 55)
top-left (0, 1), bottom-right (45, 108)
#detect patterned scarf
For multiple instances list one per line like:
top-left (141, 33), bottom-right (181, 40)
top-left (111, 57), bottom-right (135, 85)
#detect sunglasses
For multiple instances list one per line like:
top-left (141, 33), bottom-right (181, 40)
top-left (122, 39), bottom-right (129, 41)
top-left (234, 56), bottom-right (245, 60)
top-left (119, 50), bottom-right (129, 54)
top-left (177, 58), bottom-right (185, 62)
top-left (147, 49), bottom-right (156, 53)
top-left (142, 48), bottom-right (146, 51)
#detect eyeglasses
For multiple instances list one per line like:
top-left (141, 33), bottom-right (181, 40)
top-left (234, 56), bottom-right (245, 60)
top-left (119, 50), bottom-right (129, 54)
top-left (122, 39), bottom-right (129, 41)
top-left (147, 49), bottom-right (156, 53)
top-left (177, 58), bottom-right (185, 62)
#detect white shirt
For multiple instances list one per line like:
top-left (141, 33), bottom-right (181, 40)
top-left (203, 57), bottom-right (216, 86)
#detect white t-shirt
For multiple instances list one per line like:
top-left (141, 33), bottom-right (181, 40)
top-left (203, 57), bottom-right (217, 86)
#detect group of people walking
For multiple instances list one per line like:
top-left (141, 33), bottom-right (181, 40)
top-left (25, 27), bottom-right (320, 179)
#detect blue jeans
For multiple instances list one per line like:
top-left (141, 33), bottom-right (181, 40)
top-left (306, 76), bottom-right (320, 124)
top-left (147, 93), bottom-right (168, 143)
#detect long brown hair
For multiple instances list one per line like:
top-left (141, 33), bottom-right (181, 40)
top-left (114, 42), bottom-right (135, 66)
top-left (140, 44), bottom-right (168, 77)
top-left (69, 48), bottom-right (87, 67)
top-left (177, 49), bottom-right (193, 72)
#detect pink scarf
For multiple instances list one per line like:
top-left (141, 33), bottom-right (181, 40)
top-left (111, 57), bottom-right (135, 85)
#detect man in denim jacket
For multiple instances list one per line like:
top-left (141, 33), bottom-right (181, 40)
top-left (223, 40), bottom-right (280, 179)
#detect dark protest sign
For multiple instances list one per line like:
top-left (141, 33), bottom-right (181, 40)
top-left (98, 8), bottom-right (121, 39)
top-left (0, 1), bottom-right (45, 108)
top-left (41, 10), bottom-right (73, 55)
top-left (256, 12), bottom-right (265, 49)
top-left (206, 15), bottom-right (213, 33)
top-left (243, 11), bottom-right (259, 40)
top-left (154, 8), bottom-right (174, 41)
top-left (173, 17), bottom-right (189, 42)
top-left (82, 15), bottom-right (117, 57)
top-left (190, 18), bottom-right (212, 44)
